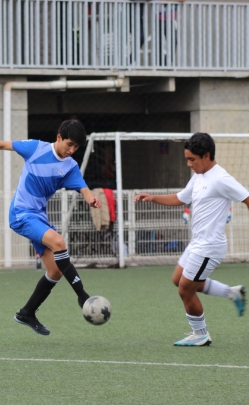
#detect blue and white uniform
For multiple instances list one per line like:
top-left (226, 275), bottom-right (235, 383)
top-left (10, 140), bottom-right (87, 255)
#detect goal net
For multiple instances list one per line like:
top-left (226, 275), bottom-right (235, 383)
top-left (55, 132), bottom-right (249, 268)
top-left (1, 132), bottom-right (249, 268)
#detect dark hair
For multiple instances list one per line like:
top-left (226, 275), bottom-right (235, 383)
top-left (57, 118), bottom-right (86, 147)
top-left (184, 132), bottom-right (215, 161)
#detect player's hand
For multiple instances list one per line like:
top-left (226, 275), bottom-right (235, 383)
top-left (134, 193), bottom-right (153, 203)
top-left (89, 197), bottom-right (101, 208)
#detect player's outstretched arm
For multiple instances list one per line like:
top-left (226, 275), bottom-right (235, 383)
top-left (134, 193), bottom-right (184, 207)
top-left (80, 187), bottom-right (101, 208)
top-left (0, 141), bottom-right (14, 151)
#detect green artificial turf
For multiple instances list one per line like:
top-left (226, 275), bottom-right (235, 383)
top-left (0, 264), bottom-right (249, 405)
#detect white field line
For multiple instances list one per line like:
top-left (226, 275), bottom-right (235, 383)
top-left (0, 358), bottom-right (248, 369)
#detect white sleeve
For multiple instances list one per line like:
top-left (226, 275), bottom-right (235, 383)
top-left (216, 174), bottom-right (249, 202)
top-left (177, 175), bottom-right (196, 204)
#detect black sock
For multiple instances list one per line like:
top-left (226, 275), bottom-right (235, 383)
top-left (54, 250), bottom-right (89, 303)
top-left (22, 274), bottom-right (58, 315)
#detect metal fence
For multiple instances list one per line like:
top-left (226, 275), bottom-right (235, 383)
top-left (0, 188), bottom-right (191, 268)
top-left (1, 187), bottom-right (249, 269)
top-left (0, 0), bottom-right (248, 70)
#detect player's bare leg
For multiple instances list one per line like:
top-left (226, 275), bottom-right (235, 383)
top-left (42, 228), bottom-right (67, 251)
top-left (172, 263), bottom-right (207, 293)
top-left (174, 275), bottom-right (212, 346)
top-left (178, 276), bottom-right (205, 315)
top-left (175, 267), bottom-right (247, 316)
top-left (42, 248), bottom-right (62, 280)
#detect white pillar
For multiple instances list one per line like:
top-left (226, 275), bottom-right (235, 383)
top-left (115, 132), bottom-right (125, 268)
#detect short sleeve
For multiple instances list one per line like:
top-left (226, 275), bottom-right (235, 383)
top-left (12, 140), bottom-right (39, 160)
top-left (62, 165), bottom-right (87, 190)
top-left (216, 174), bottom-right (249, 202)
top-left (177, 175), bottom-right (196, 204)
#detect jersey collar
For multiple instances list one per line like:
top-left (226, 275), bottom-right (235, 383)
top-left (51, 143), bottom-right (67, 161)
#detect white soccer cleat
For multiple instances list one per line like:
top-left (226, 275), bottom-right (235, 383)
top-left (174, 332), bottom-right (212, 347)
top-left (230, 285), bottom-right (246, 316)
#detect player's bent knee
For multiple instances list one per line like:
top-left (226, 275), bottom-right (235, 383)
top-left (178, 283), bottom-right (192, 300)
top-left (49, 237), bottom-right (66, 252)
top-left (42, 229), bottom-right (66, 251)
top-left (47, 267), bottom-right (62, 281)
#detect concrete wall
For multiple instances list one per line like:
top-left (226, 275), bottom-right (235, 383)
top-left (0, 78), bottom-right (29, 267)
top-left (190, 79), bottom-right (249, 134)
top-left (214, 137), bottom-right (249, 260)
top-left (0, 78), bottom-right (28, 191)
top-left (27, 78), bottom-right (247, 136)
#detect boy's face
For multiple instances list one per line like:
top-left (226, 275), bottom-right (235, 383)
top-left (184, 149), bottom-right (213, 174)
top-left (55, 134), bottom-right (79, 158)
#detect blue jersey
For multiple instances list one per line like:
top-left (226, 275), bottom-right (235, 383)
top-left (9, 139), bottom-right (87, 224)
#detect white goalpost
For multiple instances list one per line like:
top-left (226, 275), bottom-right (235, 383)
top-left (61, 132), bottom-right (249, 268)
top-left (1, 132), bottom-right (249, 268)
top-left (63, 132), bottom-right (192, 268)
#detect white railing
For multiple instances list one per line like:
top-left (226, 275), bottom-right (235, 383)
top-left (0, 1), bottom-right (248, 71)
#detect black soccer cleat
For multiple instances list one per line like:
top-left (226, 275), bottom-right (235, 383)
top-left (14, 309), bottom-right (50, 336)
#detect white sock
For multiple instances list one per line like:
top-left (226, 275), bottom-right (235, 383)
top-left (186, 313), bottom-right (207, 335)
top-left (203, 278), bottom-right (231, 298)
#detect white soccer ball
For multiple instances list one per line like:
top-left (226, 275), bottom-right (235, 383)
top-left (82, 296), bottom-right (112, 325)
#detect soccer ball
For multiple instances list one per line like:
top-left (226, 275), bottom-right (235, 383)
top-left (82, 296), bottom-right (112, 325)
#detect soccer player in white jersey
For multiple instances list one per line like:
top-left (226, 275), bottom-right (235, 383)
top-left (134, 132), bottom-right (249, 346)
top-left (0, 118), bottom-right (101, 336)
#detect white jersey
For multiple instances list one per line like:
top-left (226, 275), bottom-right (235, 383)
top-left (177, 164), bottom-right (249, 258)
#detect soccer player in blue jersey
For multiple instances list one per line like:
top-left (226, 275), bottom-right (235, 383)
top-left (0, 118), bottom-right (101, 336)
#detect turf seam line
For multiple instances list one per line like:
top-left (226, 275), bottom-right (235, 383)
top-left (0, 358), bottom-right (248, 369)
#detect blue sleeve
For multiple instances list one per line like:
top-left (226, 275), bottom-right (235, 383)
top-left (12, 140), bottom-right (39, 161)
top-left (62, 165), bottom-right (88, 190)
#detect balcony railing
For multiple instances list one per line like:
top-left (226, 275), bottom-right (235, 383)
top-left (0, 1), bottom-right (248, 71)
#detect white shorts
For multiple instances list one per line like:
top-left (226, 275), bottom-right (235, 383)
top-left (178, 249), bottom-right (223, 282)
